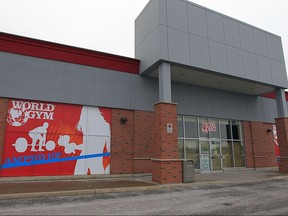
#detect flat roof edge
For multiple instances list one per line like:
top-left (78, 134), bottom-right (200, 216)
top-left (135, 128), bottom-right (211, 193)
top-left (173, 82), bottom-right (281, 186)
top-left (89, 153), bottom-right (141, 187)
top-left (0, 32), bottom-right (140, 74)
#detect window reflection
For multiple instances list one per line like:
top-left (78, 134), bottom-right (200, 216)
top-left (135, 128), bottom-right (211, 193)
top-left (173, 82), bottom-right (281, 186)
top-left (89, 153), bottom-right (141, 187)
top-left (209, 119), bottom-right (219, 138)
top-left (178, 139), bottom-right (184, 159)
top-left (221, 140), bottom-right (233, 168)
top-left (199, 118), bottom-right (209, 138)
top-left (184, 116), bottom-right (198, 138)
top-left (177, 116), bottom-right (184, 138)
top-left (233, 141), bottom-right (245, 167)
top-left (178, 115), bottom-right (245, 169)
top-left (220, 120), bottom-right (231, 139)
top-left (232, 121), bottom-right (241, 140)
top-left (186, 140), bottom-right (200, 169)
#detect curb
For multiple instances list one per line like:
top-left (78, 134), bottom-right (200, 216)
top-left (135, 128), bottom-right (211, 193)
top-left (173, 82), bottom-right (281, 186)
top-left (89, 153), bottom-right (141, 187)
top-left (0, 185), bottom-right (165, 200)
top-left (0, 173), bottom-right (152, 183)
top-left (95, 185), bottom-right (163, 194)
top-left (0, 181), bottom-right (230, 200)
top-left (1, 173), bottom-right (288, 200)
top-left (0, 189), bottom-right (96, 200)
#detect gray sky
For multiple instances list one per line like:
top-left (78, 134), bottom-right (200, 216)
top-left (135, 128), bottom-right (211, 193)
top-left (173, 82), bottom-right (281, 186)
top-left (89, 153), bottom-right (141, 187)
top-left (0, 0), bottom-right (287, 67)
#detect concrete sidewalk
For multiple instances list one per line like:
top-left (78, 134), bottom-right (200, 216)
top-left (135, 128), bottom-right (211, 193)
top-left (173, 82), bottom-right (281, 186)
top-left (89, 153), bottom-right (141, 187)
top-left (0, 167), bottom-right (288, 199)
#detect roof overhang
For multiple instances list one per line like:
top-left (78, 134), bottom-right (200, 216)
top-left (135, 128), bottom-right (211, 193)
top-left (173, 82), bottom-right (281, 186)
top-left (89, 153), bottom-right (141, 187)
top-left (147, 63), bottom-right (276, 95)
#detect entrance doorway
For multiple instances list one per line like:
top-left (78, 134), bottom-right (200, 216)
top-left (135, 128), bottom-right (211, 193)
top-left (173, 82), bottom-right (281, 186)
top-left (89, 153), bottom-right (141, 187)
top-left (177, 116), bottom-right (245, 172)
top-left (200, 140), bottom-right (222, 172)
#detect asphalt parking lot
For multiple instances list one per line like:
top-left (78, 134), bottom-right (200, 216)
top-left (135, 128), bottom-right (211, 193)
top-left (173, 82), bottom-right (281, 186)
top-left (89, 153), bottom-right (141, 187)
top-left (0, 174), bottom-right (288, 215)
top-left (0, 167), bottom-right (287, 200)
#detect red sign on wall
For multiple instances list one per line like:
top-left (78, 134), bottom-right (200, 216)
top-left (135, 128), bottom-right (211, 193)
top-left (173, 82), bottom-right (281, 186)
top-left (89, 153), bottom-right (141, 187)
top-left (201, 122), bottom-right (216, 134)
top-left (0, 100), bottom-right (112, 177)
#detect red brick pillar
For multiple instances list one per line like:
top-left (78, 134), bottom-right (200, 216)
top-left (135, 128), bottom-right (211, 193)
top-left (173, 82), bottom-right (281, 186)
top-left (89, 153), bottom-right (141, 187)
top-left (0, 98), bottom-right (9, 164)
top-left (152, 102), bottom-right (182, 184)
top-left (275, 118), bottom-right (288, 172)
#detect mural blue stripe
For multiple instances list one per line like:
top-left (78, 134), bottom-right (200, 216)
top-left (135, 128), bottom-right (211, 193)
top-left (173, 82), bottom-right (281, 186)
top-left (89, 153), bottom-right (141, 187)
top-left (0, 152), bottom-right (110, 169)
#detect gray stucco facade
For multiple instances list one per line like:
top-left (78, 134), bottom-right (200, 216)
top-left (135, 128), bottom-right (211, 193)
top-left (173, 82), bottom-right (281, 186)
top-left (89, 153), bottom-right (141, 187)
top-left (133, 0), bottom-right (288, 123)
top-left (0, 50), bottom-right (282, 123)
top-left (135, 0), bottom-right (287, 89)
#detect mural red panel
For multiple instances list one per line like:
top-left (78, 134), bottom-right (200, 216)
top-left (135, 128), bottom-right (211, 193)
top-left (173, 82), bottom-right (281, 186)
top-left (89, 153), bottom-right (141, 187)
top-left (0, 100), bottom-right (111, 177)
top-left (272, 125), bottom-right (280, 164)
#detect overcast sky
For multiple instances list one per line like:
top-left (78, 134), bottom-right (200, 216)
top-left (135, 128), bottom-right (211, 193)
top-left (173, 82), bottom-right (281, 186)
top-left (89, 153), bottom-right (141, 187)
top-left (0, 0), bottom-right (287, 66)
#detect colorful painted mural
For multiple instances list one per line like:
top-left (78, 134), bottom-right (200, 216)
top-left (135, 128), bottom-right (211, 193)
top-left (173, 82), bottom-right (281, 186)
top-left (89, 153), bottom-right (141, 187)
top-left (0, 100), bottom-right (111, 177)
top-left (272, 125), bottom-right (280, 164)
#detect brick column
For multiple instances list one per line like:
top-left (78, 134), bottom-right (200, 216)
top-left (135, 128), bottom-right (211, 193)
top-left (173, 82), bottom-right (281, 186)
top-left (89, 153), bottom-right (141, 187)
top-left (0, 98), bottom-right (9, 164)
top-left (275, 118), bottom-right (288, 172)
top-left (152, 102), bottom-right (182, 184)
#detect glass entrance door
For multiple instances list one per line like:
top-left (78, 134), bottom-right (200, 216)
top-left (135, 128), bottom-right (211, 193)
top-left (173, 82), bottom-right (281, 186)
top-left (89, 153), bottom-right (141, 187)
top-left (200, 140), bottom-right (222, 172)
top-left (210, 140), bottom-right (222, 171)
top-left (199, 141), bottom-right (210, 172)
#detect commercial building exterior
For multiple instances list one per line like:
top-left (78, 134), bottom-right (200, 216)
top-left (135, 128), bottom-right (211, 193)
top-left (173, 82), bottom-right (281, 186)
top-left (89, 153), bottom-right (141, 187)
top-left (0, 0), bottom-right (287, 184)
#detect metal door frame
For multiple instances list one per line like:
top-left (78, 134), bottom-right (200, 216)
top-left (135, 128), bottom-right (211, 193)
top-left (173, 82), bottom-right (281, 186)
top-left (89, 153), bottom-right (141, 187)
top-left (199, 139), bottom-right (223, 172)
top-left (210, 139), bottom-right (223, 171)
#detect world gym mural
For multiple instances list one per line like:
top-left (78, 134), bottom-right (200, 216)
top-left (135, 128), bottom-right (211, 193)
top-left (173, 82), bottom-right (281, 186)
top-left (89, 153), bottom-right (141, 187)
top-left (0, 99), bottom-right (111, 177)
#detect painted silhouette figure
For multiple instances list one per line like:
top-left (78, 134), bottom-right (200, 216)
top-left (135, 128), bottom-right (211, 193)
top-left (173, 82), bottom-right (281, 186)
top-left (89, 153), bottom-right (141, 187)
top-left (74, 106), bottom-right (111, 175)
top-left (58, 106), bottom-right (111, 175)
top-left (29, 122), bottom-right (49, 152)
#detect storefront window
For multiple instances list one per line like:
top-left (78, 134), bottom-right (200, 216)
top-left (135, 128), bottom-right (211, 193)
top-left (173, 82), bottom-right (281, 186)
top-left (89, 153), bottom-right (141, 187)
top-left (184, 116), bottom-right (198, 138)
top-left (220, 120), bottom-right (231, 139)
top-left (178, 115), bottom-right (245, 170)
top-left (209, 119), bottom-right (219, 139)
top-left (177, 116), bottom-right (184, 138)
top-left (186, 140), bottom-right (200, 169)
top-left (199, 118), bottom-right (209, 138)
top-left (178, 139), bottom-right (184, 159)
top-left (221, 140), bottom-right (234, 168)
top-left (233, 141), bottom-right (245, 167)
top-left (231, 121), bottom-right (242, 140)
